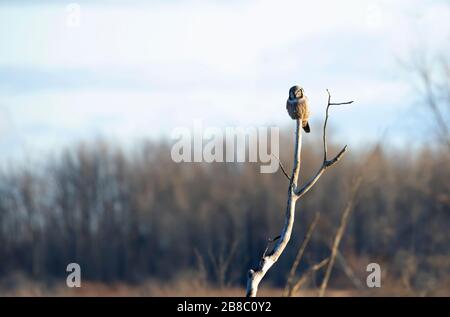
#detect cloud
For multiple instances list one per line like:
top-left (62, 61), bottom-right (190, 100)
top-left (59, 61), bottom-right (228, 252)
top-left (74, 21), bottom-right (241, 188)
top-left (0, 0), bottom-right (448, 162)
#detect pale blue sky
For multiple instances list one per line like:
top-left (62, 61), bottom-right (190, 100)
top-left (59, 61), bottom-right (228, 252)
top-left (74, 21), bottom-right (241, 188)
top-left (0, 0), bottom-right (449, 163)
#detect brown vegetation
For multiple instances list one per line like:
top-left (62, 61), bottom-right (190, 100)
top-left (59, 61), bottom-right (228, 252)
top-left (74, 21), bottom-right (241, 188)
top-left (0, 55), bottom-right (449, 297)
top-left (0, 131), bottom-right (448, 296)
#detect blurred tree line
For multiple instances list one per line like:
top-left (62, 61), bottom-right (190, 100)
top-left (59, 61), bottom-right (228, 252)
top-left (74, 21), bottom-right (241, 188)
top-left (0, 53), bottom-right (449, 294)
top-left (0, 133), bottom-right (448, 292)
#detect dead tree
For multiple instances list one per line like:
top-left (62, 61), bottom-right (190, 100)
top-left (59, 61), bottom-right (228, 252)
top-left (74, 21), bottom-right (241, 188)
top-left (246, 89), bottom-right (353, 297)
top-left (319, 176), bottom-right (362, 297)
top-left (289, 257), bottom-right (330, 296)
top-left (403, 52), bottom-right (450, 149)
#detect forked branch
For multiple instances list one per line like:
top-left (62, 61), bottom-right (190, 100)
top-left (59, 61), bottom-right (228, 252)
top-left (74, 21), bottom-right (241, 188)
top-left (294, 90), bottom-right (352, 197)
top-left (245, 89), bottom-right (353, 297)
top-left (290, 257), bottom-right (330, 296)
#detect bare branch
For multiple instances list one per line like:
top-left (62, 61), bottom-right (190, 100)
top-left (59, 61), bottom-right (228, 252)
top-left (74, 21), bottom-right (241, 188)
top-left (269, 235), bottom-right (281, 242)
top-left (284, 212), bottom-right (320, 297)
top-left (290, 258), bottom-right (330, 296)
top-left (335, 250), bottom-right (364, 290)
top-left (245, 89), bottom-right (353, 297)
top-left (194, 248), bottom-right (208, 285)
top-left (418, 63), bottom-right (450, 145)
top-left (222, 240), bottom-right (239, 277)
top-left (295, 145), bottom-right (348, 198)
top-left (294, 90), bottom-right (352, 197)
top-left (329, 101), bottom-right (354, 106)
top-left (325, 145), bottom-right (348, 166)
top-left (324, 89), bottom-right (353, 162)
top-left (207, 241), bottom-right (239, 288)
top-left (262, 235), bottom-right (281, 258)
top-left (319, 176), bottom-right (362, 297)
top-left (406, 53), bottom-right (450, 149)
top-left (272, 154), bottom-right (291, 181)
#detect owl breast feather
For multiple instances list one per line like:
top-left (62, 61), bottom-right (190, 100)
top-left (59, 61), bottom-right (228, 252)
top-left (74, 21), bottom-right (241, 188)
top-left (287, 98), bottom-right (308, 120)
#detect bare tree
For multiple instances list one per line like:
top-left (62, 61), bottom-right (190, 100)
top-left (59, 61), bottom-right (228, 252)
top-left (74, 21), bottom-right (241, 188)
top-left (208, 240), bottom-right (239, 288)
top-left (405, 52), bottom-right (450, 149)
top-left (289, 257), bottom-right (330, 296)
top-left (319, 176), bottom-right (362, 297)
top-left (246, 90), bottom-right (353, 297)
top-left (335, 250), bottom-right (364, 290)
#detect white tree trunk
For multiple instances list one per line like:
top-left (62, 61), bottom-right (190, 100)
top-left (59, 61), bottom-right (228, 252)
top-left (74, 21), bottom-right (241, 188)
top-left (246, 90), bottom-right (352, 297)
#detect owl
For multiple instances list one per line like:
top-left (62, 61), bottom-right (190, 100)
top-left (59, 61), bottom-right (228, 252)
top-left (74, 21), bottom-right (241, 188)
top-left (286, 85), bottom-right (311, 133)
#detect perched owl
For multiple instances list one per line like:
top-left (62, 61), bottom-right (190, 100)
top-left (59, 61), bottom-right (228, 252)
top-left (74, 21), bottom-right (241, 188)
top-left (286, 85), bottom-right (311, 133)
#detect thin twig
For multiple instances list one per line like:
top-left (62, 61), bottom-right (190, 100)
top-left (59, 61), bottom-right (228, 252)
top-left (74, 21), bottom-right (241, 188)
top-left (329, 102), bottom-right (354, 106)
top-left (194, 248), bottom-right (208, 285)
top-left (262, 235), bottom-right (281, 258)
top-left (291, 257), bottom-right (330, 296)
top-left (324, 89), bottom-right (353, 162)
top-left (272, 154), bottom-right (291, 181)
top-left (335, 250), bottom-right (364, 290)
top-left (222, 240), bottom-right (239, 279)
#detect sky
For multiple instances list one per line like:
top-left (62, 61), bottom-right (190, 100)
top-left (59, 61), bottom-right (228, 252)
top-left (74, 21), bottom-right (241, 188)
top-left (0, 0), bottom-right (449, 164)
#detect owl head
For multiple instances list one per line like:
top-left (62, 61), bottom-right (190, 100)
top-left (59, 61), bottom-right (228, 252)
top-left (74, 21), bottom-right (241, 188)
top-left (289, 85), bottom-right (304, 99)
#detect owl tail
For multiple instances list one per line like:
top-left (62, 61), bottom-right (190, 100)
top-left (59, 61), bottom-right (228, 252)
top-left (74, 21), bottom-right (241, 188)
top-left (303, 121), bottom-right (311, 133)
